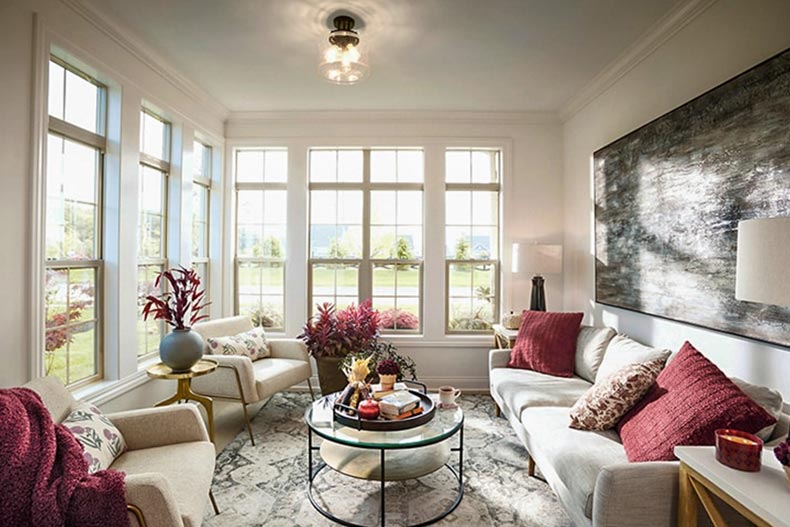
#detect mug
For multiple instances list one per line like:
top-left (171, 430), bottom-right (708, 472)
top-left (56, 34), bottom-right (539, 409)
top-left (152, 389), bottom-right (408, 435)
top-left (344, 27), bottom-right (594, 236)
top-left (439, 386), bottom-right (462, 406)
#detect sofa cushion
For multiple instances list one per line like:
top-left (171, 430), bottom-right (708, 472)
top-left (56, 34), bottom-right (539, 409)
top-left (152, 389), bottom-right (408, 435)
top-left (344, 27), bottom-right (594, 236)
top-left (63, 402), bottom-right (127, 473)
top-left (732, 377), bottom-right (784, 441)
top-left (569, 359), bottom-right (665, 431)
top-left (575, 326), bottom-right (616, 383)
top-left (595, 334), bottom-right (670, 381)
top-left (508, 311), bottom-right (584, 377)
top-left (618, 341), bottom-right (777, 462)
top-left (254, 358), bottom-right (313, 400)
top-left (490, 367), bottom-right (591, 419)
top-left (522, 406), bottom-right (629, 520)
top-left (207, 326), bottom-right (270, 360)
top-left (111, 441), bottom-right (215, 527)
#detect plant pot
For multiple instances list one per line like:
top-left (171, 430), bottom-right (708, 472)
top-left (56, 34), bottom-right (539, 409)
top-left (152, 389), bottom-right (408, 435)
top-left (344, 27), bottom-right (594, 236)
top-left (379, 373), bottom-right (397, 390)
top-left (315, 356), bottom-right (348, 395)
top-left (159, 328), bottom-right (204, 372)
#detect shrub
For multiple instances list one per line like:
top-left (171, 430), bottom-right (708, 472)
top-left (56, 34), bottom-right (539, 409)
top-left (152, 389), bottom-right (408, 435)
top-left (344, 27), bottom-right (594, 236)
top-left (379, 309), bottom-right (419, 330)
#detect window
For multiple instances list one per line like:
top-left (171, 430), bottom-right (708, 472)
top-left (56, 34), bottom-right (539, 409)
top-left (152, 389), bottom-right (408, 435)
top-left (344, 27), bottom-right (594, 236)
top-left (44, 58), bottom-right (106, 387)
top-left (445, 149), bottom-right (500, 332)
top-left (137, 110), bottom-right (170, 358)
top-left (234, 148), bottom-right (287, 330)
top-left (192, 141), bottom-right (211, 311)
top-left (309, 148), bottom-right (424, 332)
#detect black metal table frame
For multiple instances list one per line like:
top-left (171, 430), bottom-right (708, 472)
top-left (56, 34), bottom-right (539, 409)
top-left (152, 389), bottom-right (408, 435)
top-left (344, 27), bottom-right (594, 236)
top-left (307, 418), bottom-right (464, 527)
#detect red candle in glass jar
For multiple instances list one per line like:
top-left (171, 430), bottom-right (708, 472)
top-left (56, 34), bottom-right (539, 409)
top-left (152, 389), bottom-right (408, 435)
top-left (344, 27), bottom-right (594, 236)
top-left (715, 429), bottom-right (763, 472)
top-left (357, 398), bottom-right (380, 420)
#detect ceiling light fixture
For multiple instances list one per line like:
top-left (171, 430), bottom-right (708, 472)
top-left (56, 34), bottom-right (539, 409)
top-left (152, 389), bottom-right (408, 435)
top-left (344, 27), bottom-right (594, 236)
top-left (320, 15), bottom-right (369, 85)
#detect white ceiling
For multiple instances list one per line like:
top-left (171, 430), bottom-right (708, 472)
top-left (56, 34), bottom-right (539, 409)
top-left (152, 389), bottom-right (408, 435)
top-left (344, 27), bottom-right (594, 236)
top-left (83, 0), bottom-right (680, 113)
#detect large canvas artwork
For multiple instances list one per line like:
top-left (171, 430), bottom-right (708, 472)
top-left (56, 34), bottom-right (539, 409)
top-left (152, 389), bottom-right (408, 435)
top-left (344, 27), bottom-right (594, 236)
top-left (594, 48), bottom-right (790, 347)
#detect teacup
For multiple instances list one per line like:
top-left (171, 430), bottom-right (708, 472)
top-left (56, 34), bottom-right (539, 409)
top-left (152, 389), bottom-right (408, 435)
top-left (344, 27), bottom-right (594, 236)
top-left (439, 386), bottom-right (461, 407)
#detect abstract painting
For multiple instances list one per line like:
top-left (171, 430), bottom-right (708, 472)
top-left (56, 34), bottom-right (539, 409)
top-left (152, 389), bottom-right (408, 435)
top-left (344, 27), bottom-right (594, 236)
top-left (594, 48), bottom-right (790, 347)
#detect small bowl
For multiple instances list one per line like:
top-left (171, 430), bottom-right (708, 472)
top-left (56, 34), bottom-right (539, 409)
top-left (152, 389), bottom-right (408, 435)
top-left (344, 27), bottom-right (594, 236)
top-left (715, 429), bottom-right (763, 472)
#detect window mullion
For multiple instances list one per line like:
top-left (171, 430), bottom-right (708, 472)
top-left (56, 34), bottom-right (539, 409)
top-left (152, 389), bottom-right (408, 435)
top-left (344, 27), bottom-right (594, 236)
top-left (359, 149), bottom-right (372, 303)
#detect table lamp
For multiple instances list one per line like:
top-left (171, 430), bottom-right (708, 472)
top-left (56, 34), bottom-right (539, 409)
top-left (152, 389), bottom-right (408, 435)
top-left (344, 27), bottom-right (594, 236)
top-left (512, 243), bottom-right (563, 311)
top-left (735, 217), bottom-right (790, 308)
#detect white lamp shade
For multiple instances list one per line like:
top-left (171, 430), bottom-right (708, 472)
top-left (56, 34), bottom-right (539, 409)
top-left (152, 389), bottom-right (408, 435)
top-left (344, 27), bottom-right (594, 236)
top-left (735, 216), bottom-right (790, 307)
top-left (512, 243), bottom-right (563, 275)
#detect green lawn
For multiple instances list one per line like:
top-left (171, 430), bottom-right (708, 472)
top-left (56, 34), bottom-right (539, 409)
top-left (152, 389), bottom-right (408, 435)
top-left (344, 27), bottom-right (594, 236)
top-left (47, 326), bottom-right (96, 385)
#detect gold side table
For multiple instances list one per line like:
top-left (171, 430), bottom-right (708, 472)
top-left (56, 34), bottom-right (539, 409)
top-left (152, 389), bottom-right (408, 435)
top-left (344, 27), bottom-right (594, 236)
top-left (146, 358), bottom-right (219, 443)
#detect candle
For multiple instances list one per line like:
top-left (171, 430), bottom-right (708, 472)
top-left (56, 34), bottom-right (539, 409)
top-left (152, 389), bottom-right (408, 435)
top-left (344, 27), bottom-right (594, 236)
top-left (715, 429), bottom-right (763, 472)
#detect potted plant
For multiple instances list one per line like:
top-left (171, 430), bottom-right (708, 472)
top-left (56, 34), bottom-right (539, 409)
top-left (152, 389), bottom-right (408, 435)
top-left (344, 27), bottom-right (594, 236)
top-left (340, 341), bottom-right (418, 385)
top-left (142, 266), bottom-right (210, 372)
top-left (299, 300), bottom-right (380, 395)
top-left (376, 359), bottom-right (400, 390)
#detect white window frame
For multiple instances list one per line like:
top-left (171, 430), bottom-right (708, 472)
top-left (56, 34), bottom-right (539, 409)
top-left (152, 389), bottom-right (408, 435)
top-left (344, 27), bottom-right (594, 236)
top-left (192, 140), bottom-right (211, 309)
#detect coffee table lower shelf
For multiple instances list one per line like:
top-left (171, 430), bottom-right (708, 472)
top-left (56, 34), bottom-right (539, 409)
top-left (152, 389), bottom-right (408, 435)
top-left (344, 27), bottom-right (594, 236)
top-left (307, 425), bottom-right (464, 527)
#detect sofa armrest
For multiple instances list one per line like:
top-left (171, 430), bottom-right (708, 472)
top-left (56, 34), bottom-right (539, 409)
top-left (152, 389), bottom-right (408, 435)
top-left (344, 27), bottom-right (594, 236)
top-left (191, 354), bottom-right (259, 402)
top-left (106, 405), bottom-right (208, 451)
top-left (489, 348), bottom-right (512, 371)
top-left (593, 461), bottom-right (678, 527)
top-left (124, 472), bottom-right (183, 527)
top-left (269, 339), bottom-right (310, 362)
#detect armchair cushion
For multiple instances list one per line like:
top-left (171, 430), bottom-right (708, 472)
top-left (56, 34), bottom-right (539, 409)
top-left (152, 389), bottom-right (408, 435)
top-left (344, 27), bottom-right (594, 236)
top-left (105, 405), bottom-right (208, 451)
top-left (63, 402), bottom-right (127, 473)
top-left (123, 473), bottom-right (183, 527)
top-left (268, 338), bottom-right (310, 362)
top-left (207, 326), bottom-right (270, 360)
top-left (113, 441), bottom-right (215, 527)
top-left (191, 354), bottom-right (259, 402)
top-left (254, 358), bottom-right (312, 400)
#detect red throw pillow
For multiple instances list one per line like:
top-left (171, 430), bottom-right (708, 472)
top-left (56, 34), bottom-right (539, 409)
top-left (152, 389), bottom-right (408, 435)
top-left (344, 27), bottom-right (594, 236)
top-left (617, 341), bottom-right (777, 462)
top-left (507, 311), bottom-right (584, 377)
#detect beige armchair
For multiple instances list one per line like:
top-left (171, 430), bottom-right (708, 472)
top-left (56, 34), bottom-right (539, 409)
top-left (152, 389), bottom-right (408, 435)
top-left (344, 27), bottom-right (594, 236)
top-left (191, 315), bottom-right (314, 445)
top-left (24, 376), bottom-right (217, 527)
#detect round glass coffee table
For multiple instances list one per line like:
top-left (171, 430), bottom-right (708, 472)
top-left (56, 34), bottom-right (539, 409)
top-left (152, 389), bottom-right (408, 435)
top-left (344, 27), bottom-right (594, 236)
top-left (305, 394), bottom-right (464, 527)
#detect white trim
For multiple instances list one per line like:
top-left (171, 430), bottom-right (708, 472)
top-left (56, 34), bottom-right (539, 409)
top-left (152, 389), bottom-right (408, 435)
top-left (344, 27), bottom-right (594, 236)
top-left (227, 110), bottom-right (558, 126)
top-left (74, 368), bottom-right (151, 406)
top-left (558, 0), bottom-right (719, 122)
top-left (61, 0), bottom-right (229, 123)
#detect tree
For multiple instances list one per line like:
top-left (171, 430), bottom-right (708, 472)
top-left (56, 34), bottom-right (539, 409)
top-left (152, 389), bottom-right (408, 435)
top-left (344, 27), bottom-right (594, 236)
top-left (254, 236), bottom-right (282, 258)
top-left (396, 237), bottom-right (413, 260)
top-left (454, 237), bottom-right (470, 260)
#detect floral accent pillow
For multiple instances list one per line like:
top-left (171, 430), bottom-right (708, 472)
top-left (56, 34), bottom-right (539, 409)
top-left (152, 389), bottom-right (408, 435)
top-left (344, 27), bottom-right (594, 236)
top-left (63, 403), bottom-right (127, 474)
top-left (569, 359), bottom-right (666, 431)
top-left (207, 327), bottom-right (270, 360)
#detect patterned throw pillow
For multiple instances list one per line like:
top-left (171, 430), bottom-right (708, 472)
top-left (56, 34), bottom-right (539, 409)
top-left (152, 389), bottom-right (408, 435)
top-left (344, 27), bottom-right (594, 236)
top-left (569, 359), bottom-right (666, 431)
top-left (207, 327), bottom-right (270, 360)
top-left (63, 403), bottom-right (127, 474)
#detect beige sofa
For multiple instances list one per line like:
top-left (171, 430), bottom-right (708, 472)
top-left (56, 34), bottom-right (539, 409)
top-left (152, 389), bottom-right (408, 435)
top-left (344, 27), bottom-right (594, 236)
top-left (191, 315), bottom-right (313, 444)
top-left (489, 327), bottom-right (790, 527)
top-left (25, 376), bottom-right (216, 527)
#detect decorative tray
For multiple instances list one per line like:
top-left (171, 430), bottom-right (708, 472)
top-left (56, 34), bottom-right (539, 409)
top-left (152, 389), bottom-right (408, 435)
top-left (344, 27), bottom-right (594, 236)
top-left (333, 381), bottom-right (435, 432)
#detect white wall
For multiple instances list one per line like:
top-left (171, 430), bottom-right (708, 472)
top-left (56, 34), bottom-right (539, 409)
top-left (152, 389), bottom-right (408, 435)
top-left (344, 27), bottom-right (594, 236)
top-left (562, 0), bottom-right (790, 398)
top-left (0, 0), bottom-right (227, 409)
top-left (226, 112), bottom-right (564, 390)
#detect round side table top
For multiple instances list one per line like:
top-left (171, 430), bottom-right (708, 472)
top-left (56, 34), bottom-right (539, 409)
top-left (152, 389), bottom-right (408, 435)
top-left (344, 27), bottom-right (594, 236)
top-left (146, 358), bottom-right (218, 380)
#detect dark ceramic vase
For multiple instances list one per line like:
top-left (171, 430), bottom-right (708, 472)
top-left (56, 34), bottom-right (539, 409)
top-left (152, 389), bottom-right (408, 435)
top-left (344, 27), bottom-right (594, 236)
top-left (159, 328), bottom-right (204, 372)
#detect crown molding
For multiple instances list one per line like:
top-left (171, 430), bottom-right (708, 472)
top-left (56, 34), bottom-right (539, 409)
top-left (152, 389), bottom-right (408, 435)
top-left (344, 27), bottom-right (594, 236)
top-left (558, 0), bottom-right (718, 122)
top-left (226, 110), bottom-right (559, 126)
top-left (59, 0), bottom-right (229, 122)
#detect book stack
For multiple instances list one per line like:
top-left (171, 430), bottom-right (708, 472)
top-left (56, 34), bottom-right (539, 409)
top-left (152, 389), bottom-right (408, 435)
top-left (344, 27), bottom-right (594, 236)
top-left (370, 382), bottom-right (408, 399)
top-left (379, 391), bottom-right (421, 420)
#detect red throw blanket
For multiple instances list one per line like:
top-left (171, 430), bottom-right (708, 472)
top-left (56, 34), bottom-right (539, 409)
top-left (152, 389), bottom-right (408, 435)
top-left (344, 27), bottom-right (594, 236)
top-left (0, 388), bottom-right (130, 527)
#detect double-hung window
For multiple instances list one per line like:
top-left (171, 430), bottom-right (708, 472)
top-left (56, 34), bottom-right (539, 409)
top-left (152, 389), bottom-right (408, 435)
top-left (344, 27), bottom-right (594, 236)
top-left (192, 140), bottom-right (211, 311)
top-left (137, 110), bottom-right (170, 358)
top-left (44, 58), bottom-right (106, 387)
top-left (235, 148), bottom-right (288, 330)
top-left (445, 149), bottom-right (501, 332)
top-left (309, 148), bottom-right (425, 332)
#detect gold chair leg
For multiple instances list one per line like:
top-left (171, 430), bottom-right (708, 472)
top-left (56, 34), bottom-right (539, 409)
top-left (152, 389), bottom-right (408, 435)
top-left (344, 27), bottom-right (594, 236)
top-left (307, 378), bottom-right (316, 401)
top-left (528, 456), bottom-right (536, 477)
top-left (494, 402), bottom-right (501, 417)
top-left (127, 504), bottom-right (146, 527)
top-left (241, 401), bottom-right (255, 445)
top-left (209, 489), bottom-right (220, 515)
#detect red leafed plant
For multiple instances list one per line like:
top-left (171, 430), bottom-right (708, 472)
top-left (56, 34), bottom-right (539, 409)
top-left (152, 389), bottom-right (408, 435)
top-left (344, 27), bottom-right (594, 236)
top-left (299, 299), bottom-right (380, 358)
top-left (379, 309), bottom-right (419, 330)
top-left (142, 266), bottom-right (210, 330)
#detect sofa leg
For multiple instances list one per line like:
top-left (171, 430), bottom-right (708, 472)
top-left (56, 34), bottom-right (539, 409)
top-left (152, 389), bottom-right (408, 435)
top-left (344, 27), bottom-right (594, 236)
top-left (209, 489), bottom-right (220, 515)
top-left (494, 402), bottom-right (501, 417)
top-left (307, 378), bottom-right (316, 401)
top-left (528, 456), bottom-right (536, 477)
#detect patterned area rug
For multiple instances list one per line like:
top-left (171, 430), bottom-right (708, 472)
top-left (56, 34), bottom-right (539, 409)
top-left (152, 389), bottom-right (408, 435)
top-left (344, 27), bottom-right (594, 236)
top-left (204, 393), bottom-right (572, 527)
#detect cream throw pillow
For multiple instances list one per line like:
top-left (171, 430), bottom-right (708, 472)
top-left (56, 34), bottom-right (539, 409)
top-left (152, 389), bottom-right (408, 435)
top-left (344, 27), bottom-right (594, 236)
top-left (596, 334), bottom-right (671, 381)
top-left (207, 327), bottom-right (270, 360)
top-left (63, 403), bottom-right (127, 474)
top-left (569, 359), bottom-right (666, 431)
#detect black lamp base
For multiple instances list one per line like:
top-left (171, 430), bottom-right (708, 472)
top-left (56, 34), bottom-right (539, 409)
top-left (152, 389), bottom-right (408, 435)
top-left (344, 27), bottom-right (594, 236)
top-left (530, 275), bottom-right (546, 311)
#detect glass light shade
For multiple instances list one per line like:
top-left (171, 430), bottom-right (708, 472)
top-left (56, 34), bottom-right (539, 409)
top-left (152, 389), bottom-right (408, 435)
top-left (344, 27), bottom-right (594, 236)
top-left (320, 43), bottom-right (369, 85)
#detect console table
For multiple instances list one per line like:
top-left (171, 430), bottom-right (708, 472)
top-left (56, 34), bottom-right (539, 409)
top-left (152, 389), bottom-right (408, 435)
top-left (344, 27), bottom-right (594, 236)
top-left (675, 445), bottom-right (789, 527)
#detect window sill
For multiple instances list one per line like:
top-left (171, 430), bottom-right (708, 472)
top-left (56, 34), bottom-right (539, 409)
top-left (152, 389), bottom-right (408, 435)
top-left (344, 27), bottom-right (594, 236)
top-left (383, 334), bottom-right (494, 349)
top-left (72, 368), bottom-right (151, 406)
